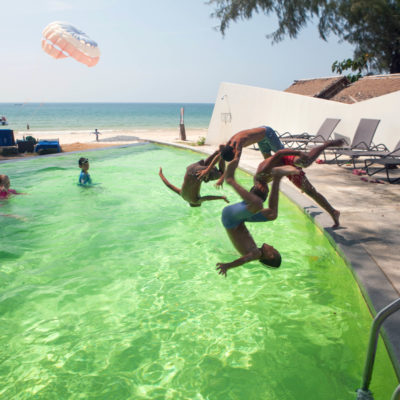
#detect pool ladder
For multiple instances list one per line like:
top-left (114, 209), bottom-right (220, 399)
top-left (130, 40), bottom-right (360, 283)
top-left (356, 298), bottom-right (400, 400)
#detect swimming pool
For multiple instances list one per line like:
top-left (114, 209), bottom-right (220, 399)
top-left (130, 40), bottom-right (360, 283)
top-left (0, 144), bottom-right (397, 399)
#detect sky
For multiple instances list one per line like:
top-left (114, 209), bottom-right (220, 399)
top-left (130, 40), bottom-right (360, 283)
top-left (0, 0), bottom-right (355, 103)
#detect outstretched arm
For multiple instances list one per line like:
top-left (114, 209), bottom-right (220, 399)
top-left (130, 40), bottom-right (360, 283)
top-left (204, 149), bottom-right (221, 166)
top-left (213, 145), bottom-right (243, 187)
top-left (216, 248), bottom-right (262, 277)
top-left (197, 151), bottom-right (221, 181)
top-left (159, 167), bottom-right (181, 196)
top-left (1, 213), bottom-right (27, 221)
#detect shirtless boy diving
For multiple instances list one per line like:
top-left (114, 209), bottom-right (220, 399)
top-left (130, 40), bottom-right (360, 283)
top-left (159, 150), bottom-right (229, 207)
top-left (197, 126), bottom-right (283, 185)
top-left (216, 159), bottom-right (299, 277)
top-left (254, 139), bottom-right (344, 228)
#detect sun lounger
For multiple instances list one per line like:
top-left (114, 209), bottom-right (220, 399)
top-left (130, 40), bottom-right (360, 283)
top-left (363, 141), bottom-right (400, 183)
top-left (279, 118), bottom-right (341, 149)
top-left (330, 118), bottom-right (381, 167)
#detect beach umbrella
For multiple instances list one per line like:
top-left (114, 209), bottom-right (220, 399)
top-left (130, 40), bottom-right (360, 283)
top-left (41, 21), bottom-right (100, 67)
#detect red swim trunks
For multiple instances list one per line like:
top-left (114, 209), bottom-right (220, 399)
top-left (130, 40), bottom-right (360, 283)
top-left (281, 155), bottom-right (306, 189)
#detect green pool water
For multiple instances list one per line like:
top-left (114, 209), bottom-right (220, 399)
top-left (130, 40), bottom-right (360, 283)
top-left (0, 144), bottom-right (397, 399)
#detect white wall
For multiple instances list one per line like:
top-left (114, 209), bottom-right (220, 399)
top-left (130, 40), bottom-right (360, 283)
top-left (207, 82), bottom-right (400, 151)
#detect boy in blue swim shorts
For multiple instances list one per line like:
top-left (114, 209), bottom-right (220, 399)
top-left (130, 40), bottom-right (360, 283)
top-left (216, 159), bottom-right (299, 277)
top-left (197, 126), bottom-right (284, 186)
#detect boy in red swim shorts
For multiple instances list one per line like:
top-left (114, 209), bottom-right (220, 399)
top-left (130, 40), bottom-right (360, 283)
top-left (254, 139), bottom-right (344, 228)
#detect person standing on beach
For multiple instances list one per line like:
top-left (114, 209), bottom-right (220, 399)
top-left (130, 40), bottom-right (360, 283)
top-left (216, 159), bottom-right (299, 277)
top-left (197, 126), bottom-right (284, 185)
top-left (91, 129), bottom-right (101, 142)
top-left (159, 150), bottom-right (229, 207)
top-left (254, 139), bottom-right (344, 228)
top-left (78, 157), bottom-right (92, 185)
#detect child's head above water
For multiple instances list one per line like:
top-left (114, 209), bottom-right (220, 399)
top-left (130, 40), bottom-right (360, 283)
top-left (0, 174), bottom-right (10, 190)
top-left (79, 157), bottom-right (89, 170)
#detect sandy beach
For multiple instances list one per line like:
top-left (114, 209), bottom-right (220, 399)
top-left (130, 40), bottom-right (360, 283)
top-left (0, 128), bottom-right (208, 161)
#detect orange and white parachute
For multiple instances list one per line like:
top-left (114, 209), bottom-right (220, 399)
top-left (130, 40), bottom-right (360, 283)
top-left (41, 22), bottom-right (100, 67)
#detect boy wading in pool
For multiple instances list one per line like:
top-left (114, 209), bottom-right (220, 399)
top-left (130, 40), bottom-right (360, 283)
top-left (216, 159), bottom-right (299, 277)
top-left (159, 150), bottom-right (229, 207)
top-left (197, 126), bottom-right (284, 185)
top-left (254, 139), bottom-right (345, 228)
top-left (78, 157), bottom-right (92, 185)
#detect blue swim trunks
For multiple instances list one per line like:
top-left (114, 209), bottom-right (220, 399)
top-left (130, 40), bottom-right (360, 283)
top-left (257, 126), bottom-right (284, 155)
top-left (222, 201), bottom-right (269, 229)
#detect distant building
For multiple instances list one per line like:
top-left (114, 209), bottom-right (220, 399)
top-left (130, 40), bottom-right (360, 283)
top-left (285, 73), bottom-right (400, 104)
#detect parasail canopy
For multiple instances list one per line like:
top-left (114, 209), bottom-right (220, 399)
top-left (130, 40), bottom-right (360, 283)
top-left (41, 21), bottom-right (100, 67)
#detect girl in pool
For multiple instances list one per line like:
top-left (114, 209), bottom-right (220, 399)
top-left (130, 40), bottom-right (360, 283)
top-left (0, 174), bottom-right (19, 199)
top-left (0, 174), bottom-right (26, 220)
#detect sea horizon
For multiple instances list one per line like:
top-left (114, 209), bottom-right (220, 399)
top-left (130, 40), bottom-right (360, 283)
top-left (0, 102), bottom-right (214, 133)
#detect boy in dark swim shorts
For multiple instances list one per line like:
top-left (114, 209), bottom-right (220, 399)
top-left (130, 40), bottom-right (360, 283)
top-left (254, 139), bottom-right (345, 228)
top-left (197, 126), bottom-right (284, 186)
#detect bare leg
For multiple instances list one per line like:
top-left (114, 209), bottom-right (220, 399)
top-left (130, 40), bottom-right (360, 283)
top-left (301, 175), bottom-right (340, 228)
top-left (199, 195), bottom-right (229, 204)
top-left (295, 139), bottom-right (344, 167)
top-left (260, 152), bottom-right (272, 160)
top-left (267, 166), bottom-right (299, 217)
top-left (159, 168), bottom-right (181, 195)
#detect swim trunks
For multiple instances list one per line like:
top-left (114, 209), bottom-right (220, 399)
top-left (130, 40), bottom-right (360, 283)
top-left (0, 189), bottom-right (17, 199)
top-left (257, 126), bottom-right (284, 155)
top-left (281, 155), bottom-right (306, 189)
top-left (79, 171), bottom-right (92, 185)
top-left (222, 201), bottom-right (269, 229)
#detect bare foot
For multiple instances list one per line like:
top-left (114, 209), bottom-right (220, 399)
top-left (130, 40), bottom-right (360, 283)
top-left (332, 210), bottom-right (340, 228)
top-left (271, 165), bottom-right (299, 177)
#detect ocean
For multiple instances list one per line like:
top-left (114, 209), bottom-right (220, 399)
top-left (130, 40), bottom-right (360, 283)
top-left (0, 103), bottom-right (214, 133)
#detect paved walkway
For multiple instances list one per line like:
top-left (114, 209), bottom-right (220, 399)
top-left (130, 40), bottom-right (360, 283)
top-left (145, 136), bottom-right (400, 377)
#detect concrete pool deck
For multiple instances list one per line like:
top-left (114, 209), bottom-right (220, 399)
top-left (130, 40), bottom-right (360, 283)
top-left (144, 136), bottom-right (400, 379)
